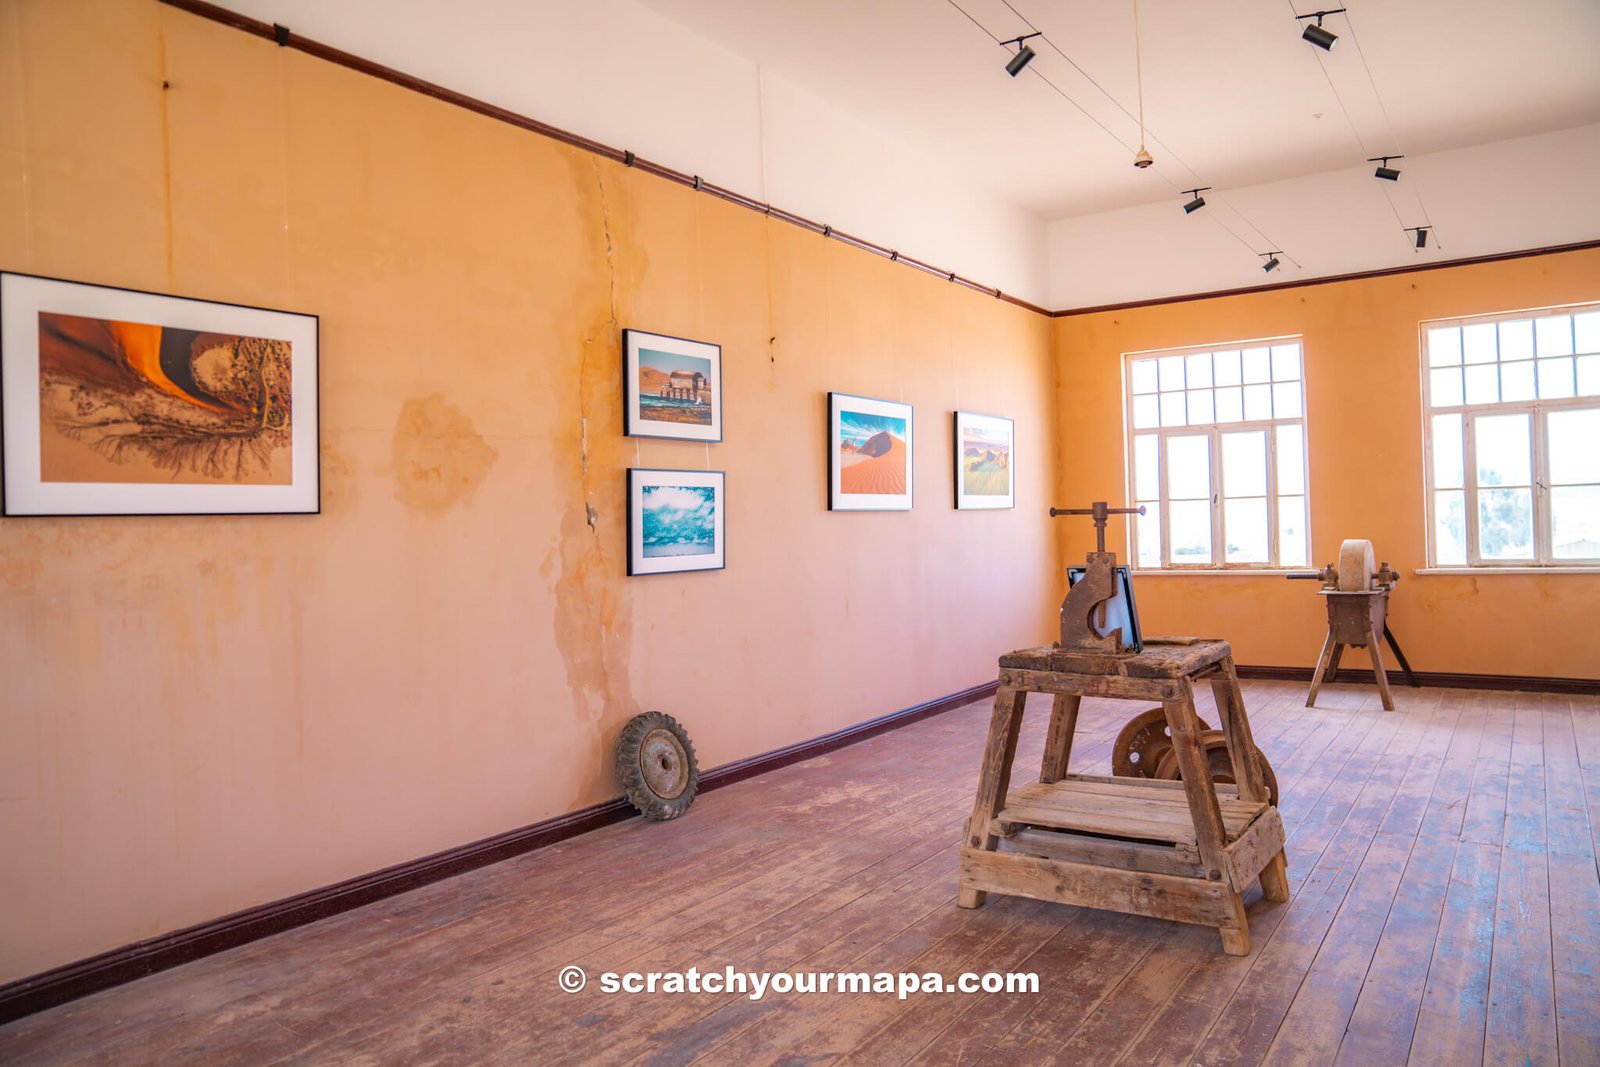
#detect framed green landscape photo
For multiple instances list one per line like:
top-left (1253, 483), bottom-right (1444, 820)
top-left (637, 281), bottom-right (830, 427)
top-left (953, 410), bottom-right (1013, 510)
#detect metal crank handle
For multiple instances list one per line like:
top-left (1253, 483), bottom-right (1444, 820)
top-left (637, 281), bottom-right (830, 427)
top-left (1048, 506), bottom-right (1146, 517)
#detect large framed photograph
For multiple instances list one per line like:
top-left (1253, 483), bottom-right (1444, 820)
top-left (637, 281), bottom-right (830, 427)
top-left (628, 468), bottom-right (726, 575)
top-left (1, 271), bottom-right (319, 516)
top-left (623, 329), bottom-right (722, 442)
top-left (954, 410), bottom-right (1014, 509)
top-left (829, 392), bottom-right (913, 511)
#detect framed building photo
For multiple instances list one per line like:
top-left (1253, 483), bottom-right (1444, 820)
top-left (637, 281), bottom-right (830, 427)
top-left (1, 271), bottom-right (319, 516)
top-left (627, 468), bottom-right (726, 575)
top-left (954, 410), bottom-right (1014, 510)
top-left (829, 392), bottom-right (913, 511)
top-left (623, 329), bottom-right (722, 442)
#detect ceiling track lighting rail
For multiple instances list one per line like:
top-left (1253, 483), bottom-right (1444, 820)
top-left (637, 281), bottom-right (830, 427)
top-left (956, 0), bottom-right (1290, 272)
top-left (1369, 155), bottom-right (1403, 181)
top-left (1001, 32), bottom-right (1042, 76)
top-left (1295, 7), bottom-right (1345, 50)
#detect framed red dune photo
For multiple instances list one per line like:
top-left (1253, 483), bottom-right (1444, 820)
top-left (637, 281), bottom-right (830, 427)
top-left (829, 392), bottom-right (913, 511)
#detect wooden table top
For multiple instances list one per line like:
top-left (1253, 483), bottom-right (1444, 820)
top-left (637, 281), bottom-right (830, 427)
top-left (998, 637), bottom-right (1232, 679)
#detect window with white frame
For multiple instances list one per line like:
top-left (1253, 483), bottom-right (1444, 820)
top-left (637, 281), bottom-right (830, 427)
top-left (1423, 304), bottom-right (1600, 567)
top-left (1125, 340), bottom-right (1310, 569)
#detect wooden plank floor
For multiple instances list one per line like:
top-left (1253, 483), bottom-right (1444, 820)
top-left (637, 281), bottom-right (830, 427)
top-left (2, 680), bottom-right (1596, 1066)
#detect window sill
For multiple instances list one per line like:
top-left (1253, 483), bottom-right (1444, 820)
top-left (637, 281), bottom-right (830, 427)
top-left (1415, 566), bottom-right (1600, 575)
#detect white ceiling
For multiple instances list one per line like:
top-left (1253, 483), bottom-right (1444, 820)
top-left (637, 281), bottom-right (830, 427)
top-left (637, 0), bottom-right (1600, 223)
top-left (209, 0), bottom-right (1600, 307)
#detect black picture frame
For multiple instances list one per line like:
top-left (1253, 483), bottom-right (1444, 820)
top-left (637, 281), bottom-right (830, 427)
top-left (828, 391), bottom-right (914, 511)
top-left (626, 467), bottom-right (727, 576)
top-left (622, 328), bottom-right (723, 442)
top-left (1, 270), bottom-right (320, 517)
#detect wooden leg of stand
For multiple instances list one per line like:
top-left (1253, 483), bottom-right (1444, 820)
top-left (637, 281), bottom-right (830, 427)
top-left (1210, 656), bottom-right (1269, 805)
top-left (1039, 694), bottom-right (1080, 784)
top-left (1217, 893), bottom-right (1251, 956)
top-left (1368, 626), bottom-right (1395, 711)
top-left (1326, 642), bottom-right (1346, 683)
top-left (1306, 631), bottom-right (1337, 708)
top-left (958, 686), bottom-right (1029, 908)
top-left (1259, 850), bottom-right (1290, 902)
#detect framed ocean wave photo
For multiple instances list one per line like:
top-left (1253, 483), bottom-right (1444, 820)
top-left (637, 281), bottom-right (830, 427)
top-left (627, 467), bottom-right (726, 576)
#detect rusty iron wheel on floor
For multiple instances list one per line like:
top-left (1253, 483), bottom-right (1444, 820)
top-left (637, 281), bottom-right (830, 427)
top-left (615, 711), bottom-right (700, 821)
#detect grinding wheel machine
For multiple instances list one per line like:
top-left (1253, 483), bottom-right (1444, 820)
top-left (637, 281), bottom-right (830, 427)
top-left (1288, 538), bottom-right (1418, 711)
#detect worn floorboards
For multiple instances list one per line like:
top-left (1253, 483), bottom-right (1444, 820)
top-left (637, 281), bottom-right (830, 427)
top-left (1, 680), bottom-right (1594, 1066)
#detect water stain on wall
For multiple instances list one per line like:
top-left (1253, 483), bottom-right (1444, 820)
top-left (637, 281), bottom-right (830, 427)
top-left (545, 153), bottom-right (643, 808)
top-left (391, 393), bottom-right (499, 515)
top-left (0, 535), bottom-right (46, 590)
top-left (319, 435), bottom-right (358, 519)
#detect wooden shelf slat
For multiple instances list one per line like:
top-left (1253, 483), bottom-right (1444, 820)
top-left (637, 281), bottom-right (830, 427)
top-left (994, 778), bottom-right (1266, 847)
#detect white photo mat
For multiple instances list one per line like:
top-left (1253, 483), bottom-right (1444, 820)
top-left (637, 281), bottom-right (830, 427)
top-left (953, 410), bottom-right (1015, 510)
top-left (829, 391), bottom-right (914, 511)
top-left (1, 272), bottom-right (319, 516)
top-left (623, 329), bottom-right (723, 442)
top-left (628, 467), bottom-right (727, 575)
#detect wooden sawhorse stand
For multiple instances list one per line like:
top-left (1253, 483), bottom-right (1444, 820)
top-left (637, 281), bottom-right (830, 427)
top-left (958, 639), bottom-right (1289, 955)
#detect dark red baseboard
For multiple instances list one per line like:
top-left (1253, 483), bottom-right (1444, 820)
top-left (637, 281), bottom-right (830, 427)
top-left (0, 680), bottom-right (997, 1025)
top-left (1235, 664), bottom-right (1600, 695)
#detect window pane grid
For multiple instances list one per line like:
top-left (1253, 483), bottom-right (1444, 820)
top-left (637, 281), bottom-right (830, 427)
top-left (1422, 301), bottom-right (1600, 567)
top-left (1125, 340), bottom-right (1305, 568)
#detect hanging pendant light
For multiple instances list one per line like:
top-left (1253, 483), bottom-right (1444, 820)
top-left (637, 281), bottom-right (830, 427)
top-left (1132, 0), bottom-right (1153, 168)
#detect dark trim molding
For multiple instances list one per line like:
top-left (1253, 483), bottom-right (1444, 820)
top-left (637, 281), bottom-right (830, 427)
top-left (1052, 239), bottom-right (1600, 318)
top-left (700, 680), bottom-right (998, 791)
top-left (154, 0), bottom-right (1050, 318)
top-left (1235, 664), bottom-right (1600, 695)
top-left (0, 680), bottom-right (996, 1024)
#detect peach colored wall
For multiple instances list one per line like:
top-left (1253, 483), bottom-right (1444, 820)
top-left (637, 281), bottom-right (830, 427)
top-left (0, 0), bottom-right (1058, 981)
top-left (1053, 247), bottom-right (1600, 680)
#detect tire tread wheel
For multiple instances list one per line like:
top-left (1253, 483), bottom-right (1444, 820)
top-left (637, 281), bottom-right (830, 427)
top-left (616, 711), bottom-right (699, 821)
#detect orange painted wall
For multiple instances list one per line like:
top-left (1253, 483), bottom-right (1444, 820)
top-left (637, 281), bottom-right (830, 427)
top-left (0, 0), bottom-right (1058, 981)
top-left (1053, 247), bottom-right (1600, 680)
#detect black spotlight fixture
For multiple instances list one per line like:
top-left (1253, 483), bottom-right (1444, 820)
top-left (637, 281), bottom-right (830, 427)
top-left (1260, 252), bottom-right (1282, 273)
top-left (1181, 187), bottom-right (1211, 214)
top-left (1407, 226), bottom-right (1430, 249)
top-left (1369, 155), bottom-right (1403, 181)
top-left (1295, 8), bottom-right (1345, 50)
top-left (1002, 33), bottom-right (1042, 77)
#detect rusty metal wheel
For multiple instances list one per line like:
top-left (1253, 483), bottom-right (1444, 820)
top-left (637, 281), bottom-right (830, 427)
top-left (615, 712), bottom-right (699, 821)
top-left (1151, 729), bottom-right (1279, 806)
top-left (1112, 707), bottom-right (1212, 780)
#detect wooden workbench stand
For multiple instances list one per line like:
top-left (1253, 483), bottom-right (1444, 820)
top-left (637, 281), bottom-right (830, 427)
top-left (958, 639), bottom-right (1289, 956)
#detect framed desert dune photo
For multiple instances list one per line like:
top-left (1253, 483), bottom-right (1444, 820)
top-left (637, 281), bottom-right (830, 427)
top-left (627, 467), bottom-right (726, 575)
top-left (829, 392), bottom-right (913, 511)
top-left (954, 410), bottom-right (1014, 509)
top-left (0, 271), bottom-right (319, 517)
top-left (623, 329), bottom-right (722, 442)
